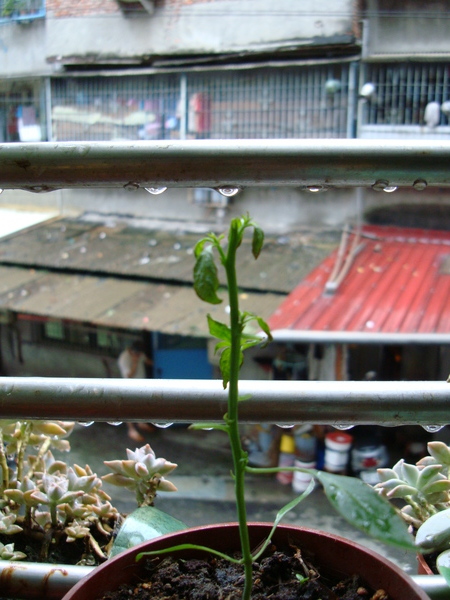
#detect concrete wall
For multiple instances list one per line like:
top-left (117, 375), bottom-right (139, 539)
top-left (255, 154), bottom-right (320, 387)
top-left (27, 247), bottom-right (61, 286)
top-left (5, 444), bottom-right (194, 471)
top-left (0, 0), bottom-right (356, 77)
top-left (363, 0), bottom-right (450, 58)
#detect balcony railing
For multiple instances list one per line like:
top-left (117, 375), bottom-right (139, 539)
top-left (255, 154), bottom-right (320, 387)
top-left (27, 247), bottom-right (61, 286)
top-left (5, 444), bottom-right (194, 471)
top-left (0, 139), bottom-right (449, 599)
top-left (0, 0), bottom-right (45, 23)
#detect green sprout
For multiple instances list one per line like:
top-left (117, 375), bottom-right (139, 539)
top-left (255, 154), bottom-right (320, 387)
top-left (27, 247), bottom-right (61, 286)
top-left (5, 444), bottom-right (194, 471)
top-left (137, 215), bottom-right (417, 600)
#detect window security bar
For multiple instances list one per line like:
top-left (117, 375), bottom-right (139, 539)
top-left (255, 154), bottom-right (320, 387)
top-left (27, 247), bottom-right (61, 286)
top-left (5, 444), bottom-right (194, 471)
top-left (0, 139), bottom-right (449, 190)
top-left (0, 377), bottom-right (448, 426)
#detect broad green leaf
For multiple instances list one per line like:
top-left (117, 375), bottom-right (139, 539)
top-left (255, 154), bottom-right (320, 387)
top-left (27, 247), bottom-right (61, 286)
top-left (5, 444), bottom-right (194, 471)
top-left (207, 315), bottom-right (231, 343)
top-left (415, 508), bottom-right (450, 550)
top-left (315, 471), bottom-right (417, 550)
top-left (252, 226), bottom-right (264, 259)
top-left (193, 247), bottom-right (222, 305)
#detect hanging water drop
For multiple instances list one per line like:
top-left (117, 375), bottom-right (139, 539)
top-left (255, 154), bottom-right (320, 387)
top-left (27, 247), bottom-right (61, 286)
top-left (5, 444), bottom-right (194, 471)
top-left (276, 424), bottom-right (295, 429)
top-left (215, 186), bottom-right (241, 197)
top-left (306, 185), bottom-right (327, 193)
top-left (334, 423), bottom-right (354, 431)
top-left (107, 421), bottom-right (123, 426)
top-left (145, 187), bottom-right (167, 195)
top-left (383, 186), bottom-right (398, 193)
top-left (0, 189), bottom-right (3, 194)
top-left (153, 422), bottom-right (174, 429)
top-left (422, 424), bottom-right (445, 433)
top-left (413, 179), bottom-right (427, 191)
top-left (78, 421), bottom-right (94, 427)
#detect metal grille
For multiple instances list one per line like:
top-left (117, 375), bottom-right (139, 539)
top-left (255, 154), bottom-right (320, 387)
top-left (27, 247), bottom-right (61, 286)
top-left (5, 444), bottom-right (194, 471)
top-left (361, 62), bottom-right (450, 127)
top-left (50, 64), bottom-right (352, 142)
top-left (51, 75), bottom-right (181, 142)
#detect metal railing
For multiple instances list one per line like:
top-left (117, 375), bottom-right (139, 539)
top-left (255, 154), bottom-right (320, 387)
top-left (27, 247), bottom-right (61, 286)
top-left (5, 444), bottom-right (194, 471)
top-left (0, 139), bottom-right (450, 598)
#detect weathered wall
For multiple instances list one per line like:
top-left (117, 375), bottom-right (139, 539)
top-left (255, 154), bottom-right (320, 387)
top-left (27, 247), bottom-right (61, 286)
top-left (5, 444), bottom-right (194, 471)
top-left (0, 0), bottom-right (357, 77)
top-left (363, 0), bottom-right (450, 58)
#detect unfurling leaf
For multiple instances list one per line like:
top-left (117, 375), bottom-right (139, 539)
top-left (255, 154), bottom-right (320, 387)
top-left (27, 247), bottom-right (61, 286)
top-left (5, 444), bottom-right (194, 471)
top-left (193, 247), bottom-right (222, 305)
top-left (252, 226), bottom-right (264, 259)
top-left (207, 315), bottom-right (231, 342)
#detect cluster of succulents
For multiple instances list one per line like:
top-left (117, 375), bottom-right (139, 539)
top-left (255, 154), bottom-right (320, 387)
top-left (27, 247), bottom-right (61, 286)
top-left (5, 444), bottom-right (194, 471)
top-left (376, 440), bottom-right (450, 582)
top-left (0, 419), bottom-right (177, 563)
top-left (376, 441), bottom-right (450, 529)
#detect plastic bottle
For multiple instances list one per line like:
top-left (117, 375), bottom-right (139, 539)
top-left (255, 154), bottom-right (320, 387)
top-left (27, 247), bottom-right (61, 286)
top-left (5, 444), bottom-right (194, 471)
top-left (276, 434), bottom-right (295, 484)
top-left (324, 432), bottom-right (353, 474)
top-left (292, 425), bottom-right (317, 493)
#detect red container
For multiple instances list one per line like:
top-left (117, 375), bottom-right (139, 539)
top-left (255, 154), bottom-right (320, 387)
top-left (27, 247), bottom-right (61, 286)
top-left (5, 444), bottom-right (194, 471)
top-left (62, 523), bottom-right (428, 600)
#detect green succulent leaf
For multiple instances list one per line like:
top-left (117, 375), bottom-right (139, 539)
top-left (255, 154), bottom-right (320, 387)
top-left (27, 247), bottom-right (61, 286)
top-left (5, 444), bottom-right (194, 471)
top-left (193, 246), bottom-right (222, 305)
top-left (316, 471), bottom-right (417, 550)
top-left (417, 464), bottom-right (446, 489)
top-left (428, 442), bottom-right (450, 466)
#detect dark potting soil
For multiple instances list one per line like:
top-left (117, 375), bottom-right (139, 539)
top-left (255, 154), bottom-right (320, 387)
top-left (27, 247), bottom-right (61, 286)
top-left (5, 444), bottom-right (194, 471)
top-left (98, 545), bottom-right (389, 600)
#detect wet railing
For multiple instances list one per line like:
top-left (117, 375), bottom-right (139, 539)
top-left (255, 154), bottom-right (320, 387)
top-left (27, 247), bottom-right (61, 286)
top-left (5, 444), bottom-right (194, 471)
top-left (0, 139), bottom-right (450, 599)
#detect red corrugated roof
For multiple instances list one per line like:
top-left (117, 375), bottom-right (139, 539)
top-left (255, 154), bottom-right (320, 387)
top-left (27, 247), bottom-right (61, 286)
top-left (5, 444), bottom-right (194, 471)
top-left (268, 226), bottom-right (450, 336)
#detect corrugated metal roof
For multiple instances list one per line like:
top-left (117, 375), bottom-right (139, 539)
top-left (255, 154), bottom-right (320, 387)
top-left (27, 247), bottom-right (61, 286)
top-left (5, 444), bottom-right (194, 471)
top-left (268, 226), bottom-right (450, 337)
top-left (0, 265), bottom-right (283, 336)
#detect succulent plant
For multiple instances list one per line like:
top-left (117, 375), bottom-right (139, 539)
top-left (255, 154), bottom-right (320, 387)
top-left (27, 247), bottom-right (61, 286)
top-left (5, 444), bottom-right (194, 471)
top-left (0, 540), bottom-right (26, 561)
top-left (376, 441), bottom-right (450, 588)
top-left (376, 458), bottom-right (450, 528)
top-left (103, 443), bottom-right (178, 506)
top-left (0, 419), bottom-right (122, 563)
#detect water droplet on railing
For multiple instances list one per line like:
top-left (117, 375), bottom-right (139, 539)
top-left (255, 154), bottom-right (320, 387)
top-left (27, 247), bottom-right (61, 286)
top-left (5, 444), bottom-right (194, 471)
top-left (78, 421), bottom-right (94, 427)
top-left (153, 422), bottom-right (174, 429)
top-left (276, 424), bottom-right (295, 429)
top-left (124, 182), bottom-right (140, 191)
top-left (383, 186), bottom-right (398, 193)
top-left (107, 422), bottom-right (123, 426)
top-left (215, 186), bottom-right (241, 197)
top-left (334, 423), bottom-right (354, 431)
top-left (145, 187), bottom-right (167, 195)
top-left (306, 185), bottom-right (327, 193)
top-left (413, 179), bottom-right (427, 191)
top-left (422, 424), bottom-right (445, 433)
top-left (0, 189), bottom-right (3, 194)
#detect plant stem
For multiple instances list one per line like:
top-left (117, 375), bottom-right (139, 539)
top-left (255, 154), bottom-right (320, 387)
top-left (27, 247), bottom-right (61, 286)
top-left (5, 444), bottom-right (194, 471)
top-left (225, 223), bottom-right (253, 600)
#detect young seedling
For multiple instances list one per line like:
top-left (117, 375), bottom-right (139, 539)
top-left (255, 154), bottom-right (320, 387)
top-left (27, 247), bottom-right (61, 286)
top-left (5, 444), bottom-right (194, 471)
top-left (137, 215), bottom-right (417, 600)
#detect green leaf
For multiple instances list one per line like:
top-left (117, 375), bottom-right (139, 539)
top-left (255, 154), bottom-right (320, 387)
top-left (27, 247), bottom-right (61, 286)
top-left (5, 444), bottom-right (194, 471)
top-left (252, 479), bottom-right (315, 562)
top-left (193, 247), bottom-right (222, 305)
top-left (255, 316), bottom-right (272, 341)
top-left (207, 315), bottom-right (231, 343)
top-left (137, 543), bottom-right (240, 565)
top-left (252, 226), bottom-right (264, 259)
top-left (315, 471), bottom-right (417, 551)
top-left (219, 347), bottom-right (231, 389)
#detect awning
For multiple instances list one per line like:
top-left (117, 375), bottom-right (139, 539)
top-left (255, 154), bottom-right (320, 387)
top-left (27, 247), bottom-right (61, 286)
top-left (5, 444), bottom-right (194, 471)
top-left (268, 225), bottom-right (450, 344)
top-left (0, 265), bottom-right (282, 336)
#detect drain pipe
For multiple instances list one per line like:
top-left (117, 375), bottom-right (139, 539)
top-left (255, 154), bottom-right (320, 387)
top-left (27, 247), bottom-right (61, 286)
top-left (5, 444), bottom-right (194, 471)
top-left (0, 561), bottom-right (93, 599)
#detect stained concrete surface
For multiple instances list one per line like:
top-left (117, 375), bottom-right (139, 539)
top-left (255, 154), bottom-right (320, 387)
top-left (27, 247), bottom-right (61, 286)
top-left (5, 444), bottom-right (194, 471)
top-left (65, 422), bottom-right (419, 575)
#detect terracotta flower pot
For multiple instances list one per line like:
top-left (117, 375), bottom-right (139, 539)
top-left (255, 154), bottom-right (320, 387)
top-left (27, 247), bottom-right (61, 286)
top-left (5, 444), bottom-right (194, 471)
top-left (417, 552), bottom-right (434, 575)
top-left (62, 523), bottom-right (428, 600)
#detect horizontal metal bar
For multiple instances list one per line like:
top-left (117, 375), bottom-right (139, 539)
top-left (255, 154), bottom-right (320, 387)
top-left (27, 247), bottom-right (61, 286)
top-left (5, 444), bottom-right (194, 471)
top-left (0, 378), bottom-right (448, 426)
top-left (0, 140), bottom-right (449, 190)
top-left (0, 561), bottom-right (93, 600)
top-left (1, 559), bottom-right (449, 600)
top-left (272, 329), bottom-right (450, 345)
top-left (412, 576), bottom-right (450, 600)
